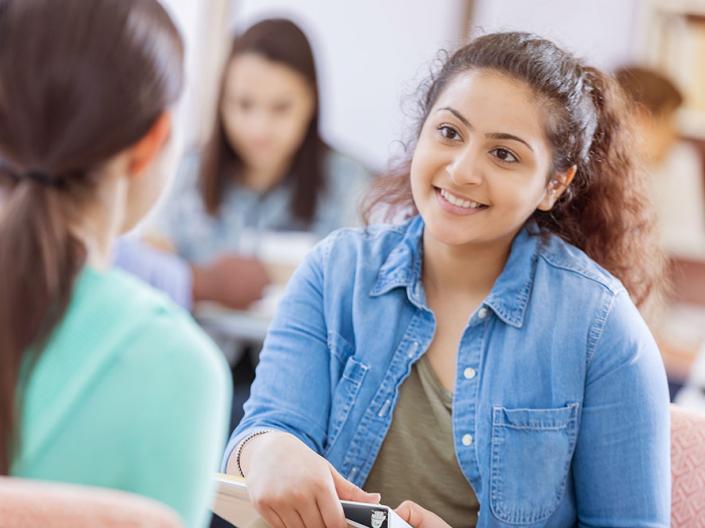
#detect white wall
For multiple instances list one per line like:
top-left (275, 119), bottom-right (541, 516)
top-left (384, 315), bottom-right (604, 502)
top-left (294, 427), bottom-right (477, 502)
top-left (232, 1), bottom-right (469, 172)
top-left (163, 0), bottom-right (650, 172)
top-left (161, 0), bottom-right (232, 149)
top-left (471, 0), bottom-right (643, 69)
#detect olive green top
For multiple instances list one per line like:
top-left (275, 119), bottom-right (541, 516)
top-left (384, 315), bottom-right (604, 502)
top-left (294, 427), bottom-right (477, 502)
top-left (11, 267), bottom-right (232, 527)
top-left (364, 355), bottom-right (479, 528)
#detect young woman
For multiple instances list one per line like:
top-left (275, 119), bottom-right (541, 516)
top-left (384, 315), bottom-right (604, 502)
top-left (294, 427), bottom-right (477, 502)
top-left (225, 33), bottom-right (671, 527)
top-left (0, 1), bottom-right (231, 526)
top-left (153, 18), bottom-right (371, 310)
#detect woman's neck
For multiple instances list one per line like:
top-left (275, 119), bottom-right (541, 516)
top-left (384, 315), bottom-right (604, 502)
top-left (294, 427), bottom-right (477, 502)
top-left (77, 225), bottom-right (115, 270)
top-left (422, 230), bottom-right (513, 301)
top-left (239, 157), bottom-right (292, 193)
top-left (70, 171), bottom-right (126, 270)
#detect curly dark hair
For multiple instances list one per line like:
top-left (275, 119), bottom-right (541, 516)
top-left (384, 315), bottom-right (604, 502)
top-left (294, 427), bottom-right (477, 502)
top-left (364, 32), bottom-right (665, 308)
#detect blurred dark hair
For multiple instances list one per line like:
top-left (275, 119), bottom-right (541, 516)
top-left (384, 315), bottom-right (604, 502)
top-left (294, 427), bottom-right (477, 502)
top-left (615, 65), bottom-right (684, 116)
top-left (0, 0), bottom-right (184, 474)
top-left (200, 18), bottom-right (329, 225)
top-left (364, 32), bottom-right (665, 309)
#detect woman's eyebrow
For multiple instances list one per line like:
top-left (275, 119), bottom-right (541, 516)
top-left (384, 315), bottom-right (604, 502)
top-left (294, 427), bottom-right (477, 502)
top-left (436, 106), bottom-right (533, 152)
top-left (437, 106), bottom-right (472, 128)
top-left (486, 132), bottom-right (533, 152)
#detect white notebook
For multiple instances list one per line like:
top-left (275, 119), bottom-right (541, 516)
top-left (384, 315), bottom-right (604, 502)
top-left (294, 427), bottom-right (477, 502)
top-left (213, 473), bottom-right (412, 528)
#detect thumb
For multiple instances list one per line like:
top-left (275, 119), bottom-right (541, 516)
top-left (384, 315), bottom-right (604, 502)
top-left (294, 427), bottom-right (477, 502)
top-left (330, 464), bottom-right (381, 503)
top-left (395, 501), bottom-right (449, 528)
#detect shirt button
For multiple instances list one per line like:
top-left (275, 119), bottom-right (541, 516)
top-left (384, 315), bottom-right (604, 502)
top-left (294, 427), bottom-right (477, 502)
top-left (463, 367), bottom-right (476, 380)
top-left (462, 434), bottom-right (473, 446)
top-left (478, 307), bottom-right (488, 319)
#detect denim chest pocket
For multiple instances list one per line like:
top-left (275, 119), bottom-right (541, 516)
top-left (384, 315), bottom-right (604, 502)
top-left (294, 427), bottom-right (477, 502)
top-left (490, 403), bottom-right (579, 525)
top-left (324, 335), bottom-right (370, 456)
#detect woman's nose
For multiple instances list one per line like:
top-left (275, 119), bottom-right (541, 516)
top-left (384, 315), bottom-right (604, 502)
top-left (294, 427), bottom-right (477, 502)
top-left (447, 146), bottom-right (483, 186)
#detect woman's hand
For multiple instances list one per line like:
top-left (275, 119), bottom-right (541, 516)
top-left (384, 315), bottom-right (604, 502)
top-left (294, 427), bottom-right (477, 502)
top-left (395, 501), bottom-right (452, 528)
top-left (191, 254), bottom-right (270, 309)
top-left (240, 431), bottom-right (380, 528)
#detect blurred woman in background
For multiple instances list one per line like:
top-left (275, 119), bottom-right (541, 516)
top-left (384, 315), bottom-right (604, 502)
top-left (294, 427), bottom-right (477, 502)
top-left (153, 18), bottom-right (371, 310)
top-left (0, 1), bottom-right (231, 526)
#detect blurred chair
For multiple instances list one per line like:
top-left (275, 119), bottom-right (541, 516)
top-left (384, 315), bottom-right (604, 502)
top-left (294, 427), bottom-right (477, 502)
top-left (671, 404), bottom-right (705, 527)
top-left (0, 477), bottom-right (182, 527)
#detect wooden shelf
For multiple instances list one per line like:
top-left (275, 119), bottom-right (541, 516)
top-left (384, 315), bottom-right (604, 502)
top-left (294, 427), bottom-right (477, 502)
top-left (678, 110), bottom-right (705, 140)
top-left (651, 0), bottom-right (705, 18)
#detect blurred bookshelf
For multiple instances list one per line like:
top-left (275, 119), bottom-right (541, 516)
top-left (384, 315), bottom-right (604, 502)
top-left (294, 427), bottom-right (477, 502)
top-left (642, 0), bottom-right (705, 139)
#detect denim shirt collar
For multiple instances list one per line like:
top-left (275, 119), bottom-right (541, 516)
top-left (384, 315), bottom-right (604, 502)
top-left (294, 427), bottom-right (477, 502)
top-left (370, 215), bottom-right (539, 328)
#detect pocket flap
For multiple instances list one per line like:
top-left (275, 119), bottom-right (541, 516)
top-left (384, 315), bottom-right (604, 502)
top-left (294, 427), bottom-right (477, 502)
top-left (493, 402), bottom-right (579, 430)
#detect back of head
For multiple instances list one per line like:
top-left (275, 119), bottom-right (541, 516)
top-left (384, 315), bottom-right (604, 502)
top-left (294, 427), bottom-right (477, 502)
top-left (0, 0), bottom-right (184, 474)
top-left (615, 66), bottom-right (684, 116)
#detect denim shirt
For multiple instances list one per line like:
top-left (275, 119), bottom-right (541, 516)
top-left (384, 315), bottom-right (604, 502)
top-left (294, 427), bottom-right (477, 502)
top-left (226, 216), bottom-right (671, 527)
top-left (152, 150), bottom-right (371, 264)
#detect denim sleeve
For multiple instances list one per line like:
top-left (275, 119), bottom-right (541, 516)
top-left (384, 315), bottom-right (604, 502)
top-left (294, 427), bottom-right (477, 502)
top-left (573, 289), bottom-right (671, 527)
top-left (223, 240), bottom-right (333, 468)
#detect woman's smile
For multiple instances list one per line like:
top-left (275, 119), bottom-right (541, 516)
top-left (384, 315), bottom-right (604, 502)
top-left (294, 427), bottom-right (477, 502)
top-left (434, 186), bottom-right (489, 216)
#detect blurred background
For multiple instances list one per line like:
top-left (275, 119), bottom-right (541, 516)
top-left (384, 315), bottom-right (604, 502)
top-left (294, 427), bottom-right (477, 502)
top-left (149, 0), bottom-right (705, 429)
top-left (164, 0), bottom-right (675, 171)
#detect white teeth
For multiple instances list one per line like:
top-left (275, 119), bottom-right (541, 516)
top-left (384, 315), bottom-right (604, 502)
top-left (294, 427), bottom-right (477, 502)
top-left (440, 188), bottom-right (484, 209)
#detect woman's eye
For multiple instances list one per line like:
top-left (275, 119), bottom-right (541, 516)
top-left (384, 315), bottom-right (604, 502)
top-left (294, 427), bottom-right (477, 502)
top-left (491, 147), bottom-right (519, 163)
top-left (237, 99), bottom-right (253, 111)
top-left (272, 102), bottom-right (292, 114)
top-left (438, 125), bottom-right (460, 141)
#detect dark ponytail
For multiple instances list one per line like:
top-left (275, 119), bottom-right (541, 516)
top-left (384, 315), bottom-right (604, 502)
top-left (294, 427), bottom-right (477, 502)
top-left (364, 32), bottom-right (665, 308)
top-left (0, 180), bottom-right (85, 472)
top-left (0, 0), bottom-right (184, 474)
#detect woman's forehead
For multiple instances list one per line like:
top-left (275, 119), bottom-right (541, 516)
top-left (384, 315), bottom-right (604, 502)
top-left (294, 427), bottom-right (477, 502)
top-left (225, 53), bottom-right (310, 98)
top-left (432, 69), bottom-right (548, 143)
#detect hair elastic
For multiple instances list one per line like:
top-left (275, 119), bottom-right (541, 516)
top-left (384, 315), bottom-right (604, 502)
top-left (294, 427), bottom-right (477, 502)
top-left (23, 170), bottom-right (58, 186)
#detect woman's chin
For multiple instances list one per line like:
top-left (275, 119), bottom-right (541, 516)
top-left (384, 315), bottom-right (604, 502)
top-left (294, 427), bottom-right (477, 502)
top-left (423, 219), bottom-right (480, 248)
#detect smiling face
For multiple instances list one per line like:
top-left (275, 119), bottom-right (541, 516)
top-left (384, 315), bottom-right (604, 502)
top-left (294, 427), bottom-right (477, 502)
top-left (411, 69), bottom-right (567, 250)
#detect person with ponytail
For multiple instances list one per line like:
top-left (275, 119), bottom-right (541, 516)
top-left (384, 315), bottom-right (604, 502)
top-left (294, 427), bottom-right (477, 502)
top-left (224, 32), bottom-right (670, 527)
top-left (0, 1), bottom-right (231, 526)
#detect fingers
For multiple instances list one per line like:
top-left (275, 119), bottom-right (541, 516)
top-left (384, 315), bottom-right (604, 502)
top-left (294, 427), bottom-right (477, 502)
top-left (262, 499), bottom-right (337, 528)
top-left (278, 510), bottom-right (306, 528)
top-left (395, 501), bottom-right (426, 528)
top-left (330, 464), bottom-right (381, 503)
top-left (261, 507), bottom-right (287, 528)
top-left (316, 493), bottom-right (347, 528)
top-left (297, 496), bottom-right (330, 528)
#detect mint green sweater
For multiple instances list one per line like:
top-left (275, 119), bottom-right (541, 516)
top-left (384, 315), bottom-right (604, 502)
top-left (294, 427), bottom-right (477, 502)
top-left (11, 267), bottom-right (232, 527)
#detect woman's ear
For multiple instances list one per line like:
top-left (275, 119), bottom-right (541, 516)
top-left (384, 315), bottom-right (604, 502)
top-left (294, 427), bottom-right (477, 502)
top-left (127, 111), bottom-right (172, 178)
top-left (537, 164), bottom-right (577, 211)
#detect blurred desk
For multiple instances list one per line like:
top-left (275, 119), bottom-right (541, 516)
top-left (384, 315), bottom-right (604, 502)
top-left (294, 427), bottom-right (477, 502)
top-left (193, 287), bottom-right (282, 366)
top-left (670, 256), bottom-right (705, 305)
top-left (658, 302), bottom-right (705, 382)
top-left (195, 302), bottom-right (272, 344)
top-left (658, 256), bottom-right (705, 396)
